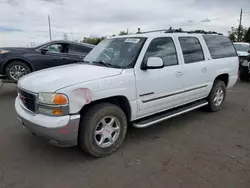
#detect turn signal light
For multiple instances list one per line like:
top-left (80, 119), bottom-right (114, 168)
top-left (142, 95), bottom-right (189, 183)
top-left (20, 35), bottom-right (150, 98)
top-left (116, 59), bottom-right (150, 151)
top-left (53, 94), bottom-right (68, 105)
top-left (52, 109), bottom-right (63, 115)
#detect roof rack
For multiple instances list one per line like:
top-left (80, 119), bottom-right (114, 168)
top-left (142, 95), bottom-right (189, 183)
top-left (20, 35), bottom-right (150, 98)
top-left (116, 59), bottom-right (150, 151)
top-left (141, 28), bottom-right (223, 35)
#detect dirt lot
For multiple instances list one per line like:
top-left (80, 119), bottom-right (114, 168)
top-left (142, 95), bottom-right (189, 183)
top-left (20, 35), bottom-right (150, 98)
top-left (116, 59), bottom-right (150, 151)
top-left (0, 81), bottom-right (250, 188)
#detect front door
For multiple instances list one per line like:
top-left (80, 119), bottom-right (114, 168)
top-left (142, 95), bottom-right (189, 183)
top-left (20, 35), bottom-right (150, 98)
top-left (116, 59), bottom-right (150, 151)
top-left (34, 43), bottom-right (70, 70)
top-left (134, 37), bottom-right (185, 118)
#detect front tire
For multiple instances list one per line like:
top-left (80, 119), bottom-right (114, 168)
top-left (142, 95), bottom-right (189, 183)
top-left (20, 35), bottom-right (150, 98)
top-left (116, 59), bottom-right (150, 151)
top-left (79, 103), bottom-right (127, 157)
top-left (239, 66), bottom-right (249, 81)
top-left (207, 80), bottom-right (226, 112)
top-left (5, 61), bottom-right (31, 81)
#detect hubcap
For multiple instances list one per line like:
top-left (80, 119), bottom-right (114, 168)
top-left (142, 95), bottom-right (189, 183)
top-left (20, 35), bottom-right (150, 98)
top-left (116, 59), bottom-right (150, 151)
top-left (94, 116), bottom-right (121, 148)
top-left (9, 65), bottom-right (27, 81)
top-left (214, 87), bottom-right (224, 106)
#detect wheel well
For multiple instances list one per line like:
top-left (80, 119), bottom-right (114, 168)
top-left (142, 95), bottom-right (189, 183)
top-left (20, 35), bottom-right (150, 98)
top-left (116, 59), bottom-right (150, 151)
top-left (4, 59), bottom-right (33, 74)
top-left (80, 96), bottom-right (132, 121)
top-left (215, 74), bottom-right (229, 86)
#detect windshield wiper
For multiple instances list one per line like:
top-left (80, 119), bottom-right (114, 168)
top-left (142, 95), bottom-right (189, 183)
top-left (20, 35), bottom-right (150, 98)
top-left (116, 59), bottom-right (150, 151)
top-left (92, 61), bottom-right (113, 68)
top-left (78, 60), bottom-right (90, 64)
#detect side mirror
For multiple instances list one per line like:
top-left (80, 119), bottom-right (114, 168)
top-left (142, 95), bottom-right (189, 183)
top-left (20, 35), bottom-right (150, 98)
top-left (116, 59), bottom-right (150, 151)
top-left (142, 57), bottom-right (164, 70)
top-left (40, 48), bottom-right (48, 54)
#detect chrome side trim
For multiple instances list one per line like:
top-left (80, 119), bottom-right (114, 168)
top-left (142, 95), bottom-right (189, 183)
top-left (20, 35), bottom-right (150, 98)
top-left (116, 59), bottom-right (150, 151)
top-left (133, 102), bottom-right (208, 128)
top-left (141, 85), bottom-right (208, 103)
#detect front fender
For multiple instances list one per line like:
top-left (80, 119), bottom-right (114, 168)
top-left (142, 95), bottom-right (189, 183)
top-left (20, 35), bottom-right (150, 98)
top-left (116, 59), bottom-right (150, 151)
top-left (56, 69), bottom-right (137, 118)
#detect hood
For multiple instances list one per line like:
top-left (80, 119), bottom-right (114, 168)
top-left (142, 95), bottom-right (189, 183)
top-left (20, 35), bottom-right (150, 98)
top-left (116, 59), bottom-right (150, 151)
top-left (18, 64), bottom-right (123, 93)
top-left (2, 47), bottom-right (34, 52)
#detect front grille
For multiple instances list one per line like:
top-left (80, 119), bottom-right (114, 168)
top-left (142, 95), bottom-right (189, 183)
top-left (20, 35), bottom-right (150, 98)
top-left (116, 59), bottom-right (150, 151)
top-left (18, 88), bottom-right (37, 113)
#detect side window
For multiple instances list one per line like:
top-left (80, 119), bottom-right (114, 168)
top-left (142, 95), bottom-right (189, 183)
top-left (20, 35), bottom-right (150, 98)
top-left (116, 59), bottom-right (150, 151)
top-left (144, 37), bottom-right (178, 67)
top-left (68, 44), bottom-right (92, 55)
top-left (44, 44), bottom-right (64, 53)
top-left (179, 37), bottom-right (205, 64)
top-left (203, 35), bottom-right (237, 59)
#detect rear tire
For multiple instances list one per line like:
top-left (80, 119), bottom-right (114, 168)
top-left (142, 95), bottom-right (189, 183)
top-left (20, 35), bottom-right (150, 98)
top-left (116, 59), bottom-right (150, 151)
top-left (5, 61), bottom-right (31, 81)
top-left (207, 80), bottom-right (226, 112)
top-left (79, 103), bottom-right (127, 157)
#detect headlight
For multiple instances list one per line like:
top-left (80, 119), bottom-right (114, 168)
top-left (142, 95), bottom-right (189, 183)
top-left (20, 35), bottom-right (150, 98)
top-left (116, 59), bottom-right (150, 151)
top-left (37, 93), bottom-right (69, 116)
top-left (242, 60), bottom-right (249, 66)
top-left (38, 93), bottom-right (68, 105)
top-left (0, 49), bottom-right (10, 54)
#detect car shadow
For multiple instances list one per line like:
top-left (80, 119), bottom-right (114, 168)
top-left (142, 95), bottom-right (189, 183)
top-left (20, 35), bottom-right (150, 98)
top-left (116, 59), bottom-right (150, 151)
top-left (18, 109), bottom-right (205, 163)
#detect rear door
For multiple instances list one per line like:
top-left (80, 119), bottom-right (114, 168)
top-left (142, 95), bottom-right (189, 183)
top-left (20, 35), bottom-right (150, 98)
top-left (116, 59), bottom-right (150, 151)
top-left (66, 44), bottom-right (93, 63)
top-left (178, 36), bottom-right (210, 103)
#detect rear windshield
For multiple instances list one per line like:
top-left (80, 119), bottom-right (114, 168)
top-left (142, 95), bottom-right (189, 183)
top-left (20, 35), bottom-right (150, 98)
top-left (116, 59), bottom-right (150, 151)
top-left (203, 35), bottom-right (237, 59)
top-left (234, 43), bottom-right (250, 52)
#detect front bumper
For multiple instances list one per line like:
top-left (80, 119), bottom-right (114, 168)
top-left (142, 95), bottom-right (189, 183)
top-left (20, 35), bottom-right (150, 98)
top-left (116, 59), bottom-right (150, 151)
top-left (15, 97), bottom-right (80, 147)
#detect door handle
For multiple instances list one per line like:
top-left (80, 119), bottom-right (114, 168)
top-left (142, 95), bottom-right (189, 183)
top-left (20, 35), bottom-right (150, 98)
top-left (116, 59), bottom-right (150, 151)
top-left (202, 67), bottom-right (207, 73)
top-left (176, 71), bottom-right (184, 77)
top-left (61, 57), bottom-right (69, 60)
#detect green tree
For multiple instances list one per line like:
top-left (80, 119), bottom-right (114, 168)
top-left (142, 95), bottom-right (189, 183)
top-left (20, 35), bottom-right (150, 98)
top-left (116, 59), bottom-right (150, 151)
top-left (228, 26), bottom-right (248, 42)
top-left (82, 36), bottom-right (106, 45)
top-left (244, 27), bottom-right (250, 43)
top-left (118, 31), bottom-right (128, 36)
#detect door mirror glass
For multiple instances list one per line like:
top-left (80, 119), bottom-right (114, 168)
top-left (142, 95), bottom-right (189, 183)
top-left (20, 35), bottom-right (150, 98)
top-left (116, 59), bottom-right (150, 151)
top-left (40, 48), bottom-right (48, 54)
top-left (146, 57), bottom-right (164, 69)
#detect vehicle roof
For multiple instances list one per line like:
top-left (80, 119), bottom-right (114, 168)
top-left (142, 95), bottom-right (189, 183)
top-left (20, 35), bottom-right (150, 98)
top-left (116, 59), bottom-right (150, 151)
top-left (50, 40), bottom-right (95, 48)
top-left (109, 32), bottom-right (225, 39)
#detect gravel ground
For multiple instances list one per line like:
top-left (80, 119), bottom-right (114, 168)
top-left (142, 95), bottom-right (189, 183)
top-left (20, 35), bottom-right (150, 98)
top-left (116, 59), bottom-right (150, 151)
top-left (0, 81), bottom-right (250, 188)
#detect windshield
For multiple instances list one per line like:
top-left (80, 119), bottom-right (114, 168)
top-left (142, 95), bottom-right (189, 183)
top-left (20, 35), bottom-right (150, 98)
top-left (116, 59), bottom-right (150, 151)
top-left (234, 43), bottom-right (250, 52)
top-left (84, 37), bottom-right (146, 68)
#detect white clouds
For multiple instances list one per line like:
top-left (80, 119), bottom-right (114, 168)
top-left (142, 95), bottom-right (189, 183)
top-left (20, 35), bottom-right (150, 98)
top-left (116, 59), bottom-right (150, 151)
top-left (0, 0), bottom-right (250, 47)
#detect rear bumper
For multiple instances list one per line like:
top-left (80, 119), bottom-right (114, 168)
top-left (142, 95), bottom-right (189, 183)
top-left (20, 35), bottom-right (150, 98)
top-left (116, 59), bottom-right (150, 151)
top-left (15, 97), bottom-right (80, 147)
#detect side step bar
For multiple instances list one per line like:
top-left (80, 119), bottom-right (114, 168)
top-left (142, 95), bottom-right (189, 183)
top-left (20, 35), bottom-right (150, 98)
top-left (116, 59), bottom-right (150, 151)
top-left (133, 100), bottom-right (208, 128)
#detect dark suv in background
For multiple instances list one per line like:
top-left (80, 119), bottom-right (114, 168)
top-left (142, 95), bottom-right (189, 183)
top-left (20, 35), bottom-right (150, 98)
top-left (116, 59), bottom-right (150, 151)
top-left (233, 42), bottom-right (250, 81)
top-left (0, 40), bottom-right (95, 82)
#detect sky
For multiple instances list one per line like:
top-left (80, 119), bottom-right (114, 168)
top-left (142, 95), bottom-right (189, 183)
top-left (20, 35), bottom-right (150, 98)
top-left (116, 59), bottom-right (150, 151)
top-left (0, 0), bottom-right (250, 47)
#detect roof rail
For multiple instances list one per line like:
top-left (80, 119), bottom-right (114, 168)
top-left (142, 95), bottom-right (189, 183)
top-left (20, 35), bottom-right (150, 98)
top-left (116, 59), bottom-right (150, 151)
top-left (141, 28), bottom-right (184, 34)
top-left (140, 28), bottom-right (223, 35)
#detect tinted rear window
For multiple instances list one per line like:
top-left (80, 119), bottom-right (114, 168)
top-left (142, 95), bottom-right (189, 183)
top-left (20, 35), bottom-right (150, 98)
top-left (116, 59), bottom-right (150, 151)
top-left (203, 35), bottom-right (237, 59)
top-left (179, 37), bottom-right (204, 64)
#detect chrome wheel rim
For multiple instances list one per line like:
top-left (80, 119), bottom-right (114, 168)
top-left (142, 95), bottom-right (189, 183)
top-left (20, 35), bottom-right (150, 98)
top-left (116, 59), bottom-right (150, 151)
top-left (214, 87), bottom-right (224, 106)
top-left (9, 65), bottom-right (27, 81)
top-left (94, 116), bottom-right (121, 148)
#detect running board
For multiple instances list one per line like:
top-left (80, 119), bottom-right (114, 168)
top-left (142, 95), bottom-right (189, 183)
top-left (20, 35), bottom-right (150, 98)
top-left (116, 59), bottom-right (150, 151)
top-left (133, 100), bottom-right (208, 128)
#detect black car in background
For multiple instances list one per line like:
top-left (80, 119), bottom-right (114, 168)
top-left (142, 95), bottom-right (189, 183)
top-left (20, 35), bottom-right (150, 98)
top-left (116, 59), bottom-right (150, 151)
top-left (0, 40), bottom-right (95, 82)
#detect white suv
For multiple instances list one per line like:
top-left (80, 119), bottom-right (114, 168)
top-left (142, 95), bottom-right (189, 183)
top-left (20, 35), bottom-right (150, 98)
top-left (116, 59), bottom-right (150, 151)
top-left (15, 30), bottom-right (239, 157)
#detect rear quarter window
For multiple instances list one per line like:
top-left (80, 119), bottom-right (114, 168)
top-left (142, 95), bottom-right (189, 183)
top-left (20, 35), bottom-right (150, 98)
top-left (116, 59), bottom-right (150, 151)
top-left (203, 35), bottom-right (237, 59)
